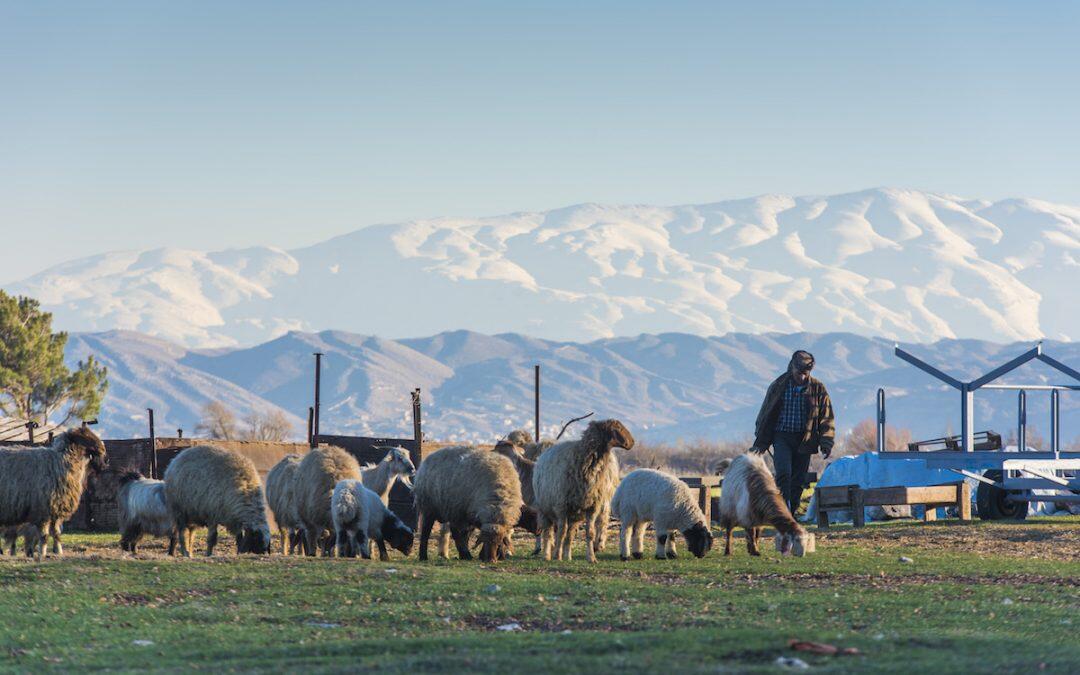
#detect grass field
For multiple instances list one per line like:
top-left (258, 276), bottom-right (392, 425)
top-left (1, 518), bottom-right (1078, 673)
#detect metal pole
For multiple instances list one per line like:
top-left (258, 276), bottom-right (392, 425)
top-left (876, 388), bottom-right (886, 453)
top-left (1017, 390), bottom-right (1026, 452)
top-left (313, 352), bottom-right (323, 441)
top-left (1050, 389), bottom-right (1060, 456)
top-left (307, 406), bottom-right (315, 447)
top-left (961, 386), bottom-right (974, 452)
top-left (147, 408), bottom-right (157, 479)
top-left (412, 388), bottom-right (422, 447)
top-left (534, 364), bottom-right (541, 443)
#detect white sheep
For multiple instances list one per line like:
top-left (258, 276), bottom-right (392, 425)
top-left (164, 444), bottom-right (272, 556)
top-left (532, 419), bottom-right (634, 562)
top-left (360, 447), bottom-right (415, 504)
top-left (719, 453), bottom-right (816, 557)
top-left (117, 472), bottom-right (177, 555)
top-left (331, 479), bottom-right (414, 560)
top-left (0, 427), bottom-right (107, 560)
top-left (611, 468), bottom-right (713, 560)
top-left (266, 454), bottom-right (306, 555)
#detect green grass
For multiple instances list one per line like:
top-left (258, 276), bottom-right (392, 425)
top-left (1, 519), bottom-right (1078, 673)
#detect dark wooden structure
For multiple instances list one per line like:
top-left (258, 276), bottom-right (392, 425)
top-left (815, 482), bottom-right (971, 528)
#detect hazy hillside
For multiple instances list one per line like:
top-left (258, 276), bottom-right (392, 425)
top-left (66, 329), bottom-right (1080, 447)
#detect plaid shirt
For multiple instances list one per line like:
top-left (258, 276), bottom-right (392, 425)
top-left (774, 381), bottom-right (807, 433)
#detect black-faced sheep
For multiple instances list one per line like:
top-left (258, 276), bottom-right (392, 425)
top-left (331, 479), bottom-right (414, 560)
top-left (532, 419), bottom-right (634, 562)
top-left (719, 453), bottom-right (816, 557)
top-left (611, 468), bottom-right (713, 560)
top-left (413, 445), bottom-right (522, 563)
top-left (266, 454), bottom-right (306, 555)
top-left (295, 445), bottom-right (361, 557)
top-left (117, 472), bottom-right (177, 555)
top-left (164, 444), bottom-right (272, 557)
top-left (361, 447), bottom-right (415, 504)
top-left (0, 427), bottom-right (107, 560)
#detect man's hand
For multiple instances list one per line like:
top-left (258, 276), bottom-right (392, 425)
top-left (821, 446), bottom-right (832, 460)
top-left (750, 446), bottom-right (767, 455)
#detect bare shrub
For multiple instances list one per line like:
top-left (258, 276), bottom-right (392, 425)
top-left (619, 438), bottom-right (751, 476)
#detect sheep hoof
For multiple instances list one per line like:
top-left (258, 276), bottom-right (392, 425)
top-left (654, 554), bottom-right (666, 560)
top-left (749, 551), bottom-right (761, 557)
top-left (632, 552), bottom-right (643, 560)
top-left (620, 555), bottom-right (629, 561)
top-left (666, 551), bottom-right (677, 559)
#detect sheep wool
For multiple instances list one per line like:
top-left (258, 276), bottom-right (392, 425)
top-left (0, 427), bottom-right (106, 560)
top-left (532, 419), bottom-right (635, 563)
top-left (164, 444), bottom-right (272, 557)
top-left (117, 473), bottom-right (177, 555)
top-left (332, 479), bottom-right (413, 560)
top-left (719, 453), bottom-right (816, 557)
top-left (266, 454), bottom-right (306, 555)
top-left (295, 445), bottom-right (362, 556)
top-left (413, 445), bottom-right (522, 563)
top-left (611, 468), bottom-right (713, 560)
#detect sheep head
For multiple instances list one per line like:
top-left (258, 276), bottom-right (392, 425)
top-left (63, 427), bottom-right (107, 472)
top-left (477, 524), bottom-right (513, 563)
top-left (774, 529), bottom-right (815, 557)
top-left (585, 419), bottom-right (635, 452)
top-left (237, 526), bottom-right (272, 554)
top-left (683, 522), bottom-right (714, 558)
top-left (387, 447), bottom-right (416, 486)
top-left (383, 513), bottom-right (414, 556)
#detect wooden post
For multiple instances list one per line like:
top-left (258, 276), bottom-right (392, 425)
top-left (851, 486), bottom-right (866, 528)
top-left (698, 486), bottom-right (710, 525)
top-left (412, 388), bottom-right (423, 456)
top-left (313, 352), bottom-right (323, 440)
top-left (147, 408), bottom-right (157, 479)
top-left (923, 506), bottom-right (937, 522)
top-left (815, 487), bottom-right (830, 529)
top-left (534, 364), bottom-right (540, 443)
top-left (957, 482), bottom-right (972, 521)
top-left (307, 406), bottom-right (315, 447)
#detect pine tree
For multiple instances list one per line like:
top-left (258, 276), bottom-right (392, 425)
top-left (0, 291), bottom-right (108, 425)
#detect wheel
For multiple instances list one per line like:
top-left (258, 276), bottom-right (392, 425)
top-left (976, 470), bottom-right (1029, 520)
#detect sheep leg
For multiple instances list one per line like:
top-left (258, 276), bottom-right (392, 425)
top-left (358, 531), bottom-right (372, 560)
top-left (206, 525), bottom-right (219, 557)
top-left (583, 513), bottom-right (597, 563)
top-left (539, 523), bottom-right (554, 561)
top-left (174, 518), bottom-right (190, 557)
top-left (49, 522), bottom-right (62, 557)
top-left (451, 526), bottom-right (472, 560)
top-left (3, 531), bottom-right (15, 556)
top-left (619, 522), bottom-right (630, 561)
top-left (167, 531), bottom-right (178, 556)
top-left (721, 521), bottom-right (734, 556)
top-left (553, 519), bottom-right (567, 561)
top-left (335, 529), bottom-right (351, 558)
top-left (321, 532), bottom-right (335, 557)
top-left (593, 504), bottom-right (609, 552)
top-left (631, 522), bottom-right (646, 559)
top-left (666, 531), bottom-right (677, 559)
top-left (746, 527), bottom-right (761, 556)
top-left (376, 538), bottom-right (389, 562)
top-left (655, 532), bottom-right (668, 560)
top-left (438, 525), bottom-right (451, 559)
top-left (120, 524), bottom-right (141, 553)
top-left (417, 512), bottom-right (433, 561)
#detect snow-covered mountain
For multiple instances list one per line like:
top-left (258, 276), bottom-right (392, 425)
top-left (12, 188), bottom-right (1080, 348)
top-left (68, 329), bottom-right (1080, 447)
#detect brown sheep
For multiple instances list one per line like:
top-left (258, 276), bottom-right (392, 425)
top-left (295, 446), bottom-right (361, 556)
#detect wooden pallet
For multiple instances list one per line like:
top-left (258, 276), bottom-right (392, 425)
top-left (815, 482), bottom-right (971, 528)
top-left (679, 475), bottom-right (722, 524)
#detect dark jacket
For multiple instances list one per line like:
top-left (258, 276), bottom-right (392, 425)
top-left (753, 372), bottom-right (835, 454)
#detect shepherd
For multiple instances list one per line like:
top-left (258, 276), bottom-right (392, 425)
top-left (750, 350), bottom-right (835, 517)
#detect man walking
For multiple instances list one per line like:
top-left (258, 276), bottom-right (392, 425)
top-left (751, 350), bottom-right (835, 517)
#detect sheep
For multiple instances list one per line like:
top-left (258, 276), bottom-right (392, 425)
top-left (718, 453), bottom-right (816, 557)
top-left (266, 454), bottom-right (307, 555)
top-left (1, 522), bottom-right (60, 558)
top-left (360, 447), bottom-right (416, 504)
top-left (611, 468), bottom-right (713, 560)
top-left (532, 419), bottom-right (635, 562)
top-left (492, 441), bottom-right (541, 542)
top-left (295, 445), bottom-right (361, 556)
top-left (413, 445), bottom-right (522, 563)
top-left (164, 444), bottom-right (272, 557)
top-left (331, 479), bottom-right (414, 560)
top-left (0, 427), bottom-right (106, 560)
top-left (117, 472), bottom-right (177, 555)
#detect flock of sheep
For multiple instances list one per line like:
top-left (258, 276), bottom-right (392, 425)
top-left (0, 420), bottom-right (815, 563)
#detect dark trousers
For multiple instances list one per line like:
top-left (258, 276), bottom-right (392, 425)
top-left (773, 431), bottom-right (812, 517)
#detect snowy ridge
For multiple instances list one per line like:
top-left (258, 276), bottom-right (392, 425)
top-left (10, 188), bottom-right (1080, 348)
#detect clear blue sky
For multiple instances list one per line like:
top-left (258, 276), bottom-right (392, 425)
top-left (2, 2), bottom-right (1078, 281)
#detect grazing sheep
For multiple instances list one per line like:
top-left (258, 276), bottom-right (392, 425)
top-left (360, 447), bottom-right (416, 504)
top-left (413, 445), bottom-right (522, 563)
top-left (331, 479), bottom-right (414, 560)
top-left (164, 445), bottom-right (272, 557)
top-left (296, 446), bottom-right (361, 556)
top-left (611, 468), bottom-right (713, 560)
top-left (533, 419), bottom-right (635, 562)
top-left (266, 454), bottom-right (307, 555)
top-left (719, 453), bottom-right (816, 557)
top-left (0, 427), bottom-right (106, 560)
top-left (117, 472), bottom-right (177, 555)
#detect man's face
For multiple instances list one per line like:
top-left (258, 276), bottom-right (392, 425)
top-left (791, 365), bottom-right (810, 384)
